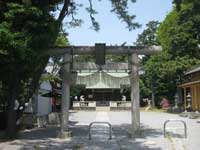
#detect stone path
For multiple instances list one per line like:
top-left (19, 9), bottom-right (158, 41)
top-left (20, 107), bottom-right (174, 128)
top-left (0, 111), bottom-right (200, 150)
top-left (94, 111), bottom-right (110, 122)
top-left (88, 111), bottom-right (119, 150)
top-left (165, 126), bottom-right (187, 150)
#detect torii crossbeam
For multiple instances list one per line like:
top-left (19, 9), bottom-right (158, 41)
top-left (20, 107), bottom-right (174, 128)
top-left (48, 45), bottom-right (161, 55)
top-left (47, 44), bottom-right (162, 138)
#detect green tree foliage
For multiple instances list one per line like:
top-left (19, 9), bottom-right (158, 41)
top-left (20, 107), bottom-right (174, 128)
top-left (135, 21), bottom-right (160, 46)
top-left (54, 34), bottom-right (69, 47)
top-left (142, 1), bottom-right (200, 106)
top-left (173, 0), bottom-right (199, 11)
top-left (85, 0), bottom-right (141, 31)
top-left (0, 1), bottom-right (67, 138)
top-left (159, 1), bottom-right (200, 58)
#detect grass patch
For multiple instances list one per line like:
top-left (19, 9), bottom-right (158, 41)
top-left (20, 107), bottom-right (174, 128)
top-left (73, 144), bottom-right (83, 150)
top-left (140, 107), bottom-right (168, 113)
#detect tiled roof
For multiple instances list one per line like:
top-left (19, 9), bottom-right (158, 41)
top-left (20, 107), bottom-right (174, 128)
top-left (185, 65), bottom-right (200, 75)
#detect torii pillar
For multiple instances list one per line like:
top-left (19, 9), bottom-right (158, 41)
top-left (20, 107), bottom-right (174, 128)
top-left (59, 53), bottom-right (72, 138)
top-left (130, 53), bottom-right (140, 136)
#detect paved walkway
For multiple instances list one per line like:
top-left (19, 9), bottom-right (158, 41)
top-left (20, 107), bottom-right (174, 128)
top-left (0, 111), bottom-right (200, 150)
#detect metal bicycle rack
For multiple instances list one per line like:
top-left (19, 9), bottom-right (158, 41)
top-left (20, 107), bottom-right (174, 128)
top-left (89, 122), bottom-right (112, 140)
top-left (163, 119), bottom-right (187, 138)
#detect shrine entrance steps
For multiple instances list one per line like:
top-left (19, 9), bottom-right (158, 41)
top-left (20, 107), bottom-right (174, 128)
top-left (96, 107), bottom-right (110, 111)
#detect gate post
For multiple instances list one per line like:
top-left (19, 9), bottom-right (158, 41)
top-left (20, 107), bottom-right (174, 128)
top-left (59, 53), bottom-right (71, 138)
top-left (130, 53), bottom-right (140, 136)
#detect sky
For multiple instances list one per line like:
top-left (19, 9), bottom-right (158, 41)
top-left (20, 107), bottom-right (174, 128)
top-left (64, 0), bottom-right (173, 46)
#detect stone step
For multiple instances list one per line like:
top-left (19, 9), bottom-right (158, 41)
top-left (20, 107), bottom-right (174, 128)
top-left (96, 107), bottom-right (110, 111)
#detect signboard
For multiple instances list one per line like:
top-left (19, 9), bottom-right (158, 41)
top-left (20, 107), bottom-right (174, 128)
top-left (95, 43), bottom-right (105, 66)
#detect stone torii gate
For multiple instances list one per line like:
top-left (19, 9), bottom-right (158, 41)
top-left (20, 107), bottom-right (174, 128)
top-left (48, 44), bottom-right (161, 137)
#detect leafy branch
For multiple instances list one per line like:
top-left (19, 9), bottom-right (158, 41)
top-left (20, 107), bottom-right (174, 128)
top-left (110, 0), bottom-right (141, 31)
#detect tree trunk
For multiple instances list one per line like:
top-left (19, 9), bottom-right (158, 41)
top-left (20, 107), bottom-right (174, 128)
top-left (25, 57), bottom-right (49, 101)
top-left (151, 80), bottom-right (155, 108)
top-left (6, 69), bottom-right (20, 138)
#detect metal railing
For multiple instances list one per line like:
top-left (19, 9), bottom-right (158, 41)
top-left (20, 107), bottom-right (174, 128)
top-left (163, 119), bottom-right (187, 138)
top-left (89, 122), bottom-right (112, 140)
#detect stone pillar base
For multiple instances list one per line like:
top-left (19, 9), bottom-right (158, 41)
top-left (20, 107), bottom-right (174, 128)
top-left (57, 131), bottom-right (72, 139)
top-left (128, 130), bottom-right (141, 138)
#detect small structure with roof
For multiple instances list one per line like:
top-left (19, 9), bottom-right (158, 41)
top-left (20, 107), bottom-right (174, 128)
top-left (180, 65), bottom-right (200, 111)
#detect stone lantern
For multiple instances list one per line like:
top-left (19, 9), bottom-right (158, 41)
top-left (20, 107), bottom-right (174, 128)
top-left (186, 92), bottom-right (192, 112)
top-left (174, 93), bottom-right (178, 108)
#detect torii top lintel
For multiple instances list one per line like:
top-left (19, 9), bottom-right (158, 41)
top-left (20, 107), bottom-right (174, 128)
top-left (47, 44), bottom-right (162, 55)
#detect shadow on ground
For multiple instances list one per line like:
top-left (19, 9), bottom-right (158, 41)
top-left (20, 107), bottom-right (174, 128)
top-left (4, 122), bottom-right (170, 150)
top-left (112, 123), bottom-right (165, 150)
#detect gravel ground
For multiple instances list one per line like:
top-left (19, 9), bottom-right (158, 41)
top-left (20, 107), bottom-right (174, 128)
top-left (0, 111), bottom-right (199, 150)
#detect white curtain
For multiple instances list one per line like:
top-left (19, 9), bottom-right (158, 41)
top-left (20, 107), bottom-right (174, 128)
top-left (76, 71), bottom-right (130, 89)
